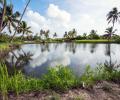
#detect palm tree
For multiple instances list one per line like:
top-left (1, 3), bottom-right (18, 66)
top-left (64, 31), bottom-right (68, 38)
top-left (105, 27), bottom-right (117, 40)
top-left (2, 4), bottom-right (20, 33)
top-left (45, 30), bottom-right (49, 39)
top-left (53, 32), bottom-right (57, 38)
top-left (68, 28), bottom-right (77, 38)
top-left (107, 7), bottom-right (120, 28)
top-left (0, 0), bottom-right (6, 33)
top-left (17, 21), bottom-right (32, 40)
top-left (10, 0), bottom-right (31, 42)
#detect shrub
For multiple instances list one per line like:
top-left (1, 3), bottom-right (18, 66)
top-left (42, 65), bottom-right (78, 91)
top-left (80, 66), bottom-right (95, 87)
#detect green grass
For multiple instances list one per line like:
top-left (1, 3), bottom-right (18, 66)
top-left (0, 43), bottom-right (10, 51)
top-left (0, 63), bottom-right (119, 98)
top-left (75, 39), bottom-right (116, 43)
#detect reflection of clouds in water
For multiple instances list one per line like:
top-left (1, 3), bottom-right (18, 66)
top-left (6, 43), bottom-right (120, 77)
top-left (30, 52), bottom-right (48, 68)
top-left (49, 52), bottom-right (71, 67)
top-left (29, 45), bottom-right (71, 68)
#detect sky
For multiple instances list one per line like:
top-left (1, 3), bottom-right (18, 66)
top-left (11, 0), bottom-right (120, 37)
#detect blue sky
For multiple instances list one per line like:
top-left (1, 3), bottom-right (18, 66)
top-left (10, 0), bottom-right (120, 37)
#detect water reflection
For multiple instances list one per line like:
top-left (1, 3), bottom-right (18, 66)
top-left (89, 44), bottom-right (98, 53)
top-left (3, 48), bottom-right (33, 75)
top-left (1, 43), bottom-right (120, 77)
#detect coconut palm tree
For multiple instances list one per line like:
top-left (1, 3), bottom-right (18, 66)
top-left (45, 30), bottom-right (50, 39)
top-left (17, 21), bottom-right (32, 40)
top-left (10, 0), bottom-right (31, 42)
top-left (53, 32), bottom-right (57, 38)
top-left (0, 0), bottom-right (6, 33)
top-left (2, 4), bottom-right (20, 33)
top-left (68, 28), bottom-right (77, 38)
top-left (107, 7), bottom-right (120, 27)
top-left (64, 31), bottom-right (68, 38)
top-left (105, 27), bottom-right (117, 40)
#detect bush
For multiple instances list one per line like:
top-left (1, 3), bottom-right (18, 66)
top-left (42, 65), bottom-right (78, 91)
top-left (80, 66), bottom-right (95, 87)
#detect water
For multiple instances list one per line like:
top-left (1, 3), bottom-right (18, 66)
top-left (3, 43), bottom-right (120, 77)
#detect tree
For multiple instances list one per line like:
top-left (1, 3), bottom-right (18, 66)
top-left (68, 28), bottom-right (77, 38)
top-left (45, 30), bottom-right (49, 39)
top-left (107, 7), bottom-right (120, 28)
top-left (10, 0), bottom-right (31, 42)
top-left (105, 27), bottom-right (117, 40)
top-left (53, 32), bottom-right (57, 38)
top-left (64, 31), bottom-right (68, 38)
top-left (0, 0), bottom-right (6, 33)
top-left (82, 33), bottom-right (87, 39)
top-left (17, 21), bottom-right (32, 40)
top-left (88, 30), bottom-right (99, 39)
top-left (40, 29), bottom-right (50, 39)
top-left (2, 4), bottom-right (20, 33)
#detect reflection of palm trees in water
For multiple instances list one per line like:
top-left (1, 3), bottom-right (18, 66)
top-left (41, 43), bottom-right (50, 52)
top-left (4, 48), bottom-right (33, 75)
top-left (65, 43), bottom-right (77, 54)
top-left (105, 44), bottom-right (114, 69)
top-left (90, 44), bottom-right (98, 53)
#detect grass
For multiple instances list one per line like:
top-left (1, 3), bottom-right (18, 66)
top-left (0, 63), bottom-right (119, 98)
top-left (75, 39), bottom-right (116, 43)
top-left (0, 43), bottom-right (10, 51)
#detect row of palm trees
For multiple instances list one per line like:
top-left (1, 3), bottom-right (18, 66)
top-left (63, 29), bottom-right (77, 39)
top-left (0, 0), bottom-right (120, 42)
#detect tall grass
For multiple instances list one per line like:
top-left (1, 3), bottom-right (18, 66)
top-left (42, 66), bottom-right (79, 91)
top-left (0, 63), bottom-right (119, 98)
top-left (0, 43), bottom-right (10, 51)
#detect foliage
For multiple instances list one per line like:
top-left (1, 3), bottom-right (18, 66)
top-left (42, 66), bottom-right (78, 91)
top-left (80, 66), bottom-right (95, 87)
top-left (88, 30), bottom-right (100, 39)
top-left (0, 63), bottom-right (119, 98)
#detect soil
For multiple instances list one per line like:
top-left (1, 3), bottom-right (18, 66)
top-left (0, 81), bottom-right (119, 100)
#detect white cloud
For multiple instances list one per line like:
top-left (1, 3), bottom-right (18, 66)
top-left (24, 4), bottom-right (71, 37)
top-left (24, 1), bottom-right (120, 37)
top-left (47, 4), bottom-right (71, 23)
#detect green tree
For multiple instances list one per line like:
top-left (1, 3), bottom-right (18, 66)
top-left (10, 0), bottom-right (31, 42)
top-left (64, 31), bottom-right (68, 38)
top-left (0, 0), bottom-right (6, 33)
top-left (88, 30), bottom-right (99, 39)
top-left (68, 28), bottom-right (77, 38)
top-left (45, 29), bottom-right (50, 39)
top-left (53, 32), bottom-right (57, 38)
top-left (2, 4), bottom-right (20, 33)
top-left (107, 7), bottom-right (120, 28)
top-left (105, 27), bottom-right (117, 40)
top-left (17, 21), bottom-right (32, 40)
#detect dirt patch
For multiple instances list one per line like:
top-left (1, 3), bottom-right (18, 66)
top-left (0, 81), bottom-right (119, 100)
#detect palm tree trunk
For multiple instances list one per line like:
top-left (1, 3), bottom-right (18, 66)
top-left (21, 33), bottom-right (24, 40)
top-left (0, 0), bottom-right (6, 34)
top-left (10, 0), bottom-right (31, 42)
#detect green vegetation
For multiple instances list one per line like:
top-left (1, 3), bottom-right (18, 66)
top-left (75, 40), bottom-right (113, 43)
top-left (0, 43), bottom-right (10, 51)
top-left (0, 63), bottom-right (119, 98)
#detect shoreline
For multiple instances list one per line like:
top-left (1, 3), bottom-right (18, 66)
top-left (1, 81), bottom-right (120, 100)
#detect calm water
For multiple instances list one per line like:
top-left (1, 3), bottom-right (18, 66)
top-left (3, 43), bottom-right (120, 77)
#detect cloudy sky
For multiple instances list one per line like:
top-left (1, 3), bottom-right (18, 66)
top-left (12, 0), bottom-right (120, 37)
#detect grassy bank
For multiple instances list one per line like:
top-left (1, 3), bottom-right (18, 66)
top-left (23, 39), bottom-right (120, 44)
top-left (75, 40), bottom-right (117, 43)
top-left (0, 43), bottom-right (10, 51)
top-left (0, 42), bottom-right (21, 51)
top-left (0, 63), bottom-right (120, 99)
